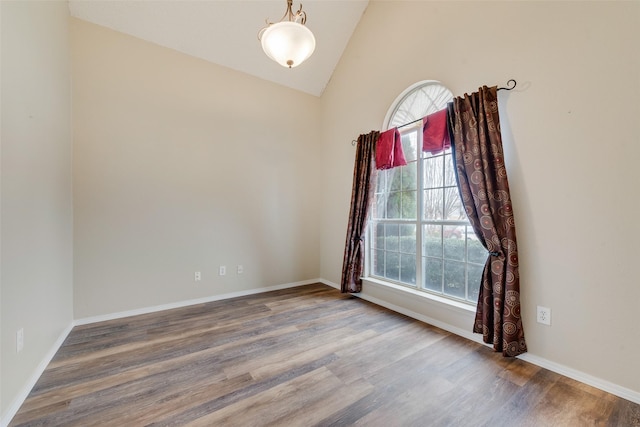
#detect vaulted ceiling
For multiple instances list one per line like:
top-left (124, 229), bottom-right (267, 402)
top-left (68, 0), bottom-right (370, 97)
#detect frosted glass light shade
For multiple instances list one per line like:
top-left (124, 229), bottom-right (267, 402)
top-left (260, 21), bottom-right (316, 68)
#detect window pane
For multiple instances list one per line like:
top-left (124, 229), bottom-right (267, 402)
top-left (376, 171), bottom-right (387, 194)
top-left (423, 156), bottom-right (444, 189)
top-left (400, 254), bottom-right (416, 285)
top-left (388, 83), bottom-right (453, 129)
top-left (372, 222), bottom-right (384, 249)
top-left (386, 193), bottom-right (401, 219)
top-left (467, 263), bottom-right (484, 302)
top-left (443, 226), bottom-right (465, 260)
top-left (401, 191), bottom-right (417, 219)
top-left (467, 230), bottom-right (487, 264)
top-left (386, 252), bottom-right (400, 281)
top-left (444, 153), bottom-right (457, 187)
top-left (402, 132), bottom-right (418, 162)
top-left (443, 260), bottom-right (465, 299)
top-left (423, 257), bottom-right (442, 292)
top-left (385, 224), bottom-right (399, 251)
top-left (373, 195), bottom-right (385, 219)
top-left (373, 249), bottom-right (385, 277)
top-left (400, 163), bottom-right (417, 191)
top-left (444, 187), bottom-right (465, 220)
top-left (423, 224), bottom-right (442, 257)
top-left (389, 168), bottom-right (401, 192)
top-left (400, 224), bottom-right (416, 254)
top-left (423, 188), bottom-right (443, 220)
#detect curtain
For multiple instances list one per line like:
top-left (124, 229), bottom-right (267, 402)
top-left (341, 131), bottom-right (380, 293)
top-left (447, 86), bottom-right (527, 357)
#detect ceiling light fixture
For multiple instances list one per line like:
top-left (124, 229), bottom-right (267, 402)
top-left (258, 0), bottom-right (316, 68)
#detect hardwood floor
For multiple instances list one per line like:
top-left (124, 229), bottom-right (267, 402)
top-left (10, 283), bottom-right (640, 426)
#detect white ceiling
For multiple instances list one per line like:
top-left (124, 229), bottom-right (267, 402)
top-left (68, 0), bottom-right (369, 97)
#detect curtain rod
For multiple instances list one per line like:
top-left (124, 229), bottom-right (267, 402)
top-left (391, 80), bottom-right (518, 130)
top-left (350, 79), bottom-right (517, 146)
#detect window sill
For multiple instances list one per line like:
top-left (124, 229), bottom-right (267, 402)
top-left (361, 277), bottom-right (476, 314)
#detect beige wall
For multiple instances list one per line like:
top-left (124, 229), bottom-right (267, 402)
top-left (320, 1), bottom-right (640, 395)
top-left (71, 19), bottom-right (322, 318)
top-left (1, 0), bottom-right (74, 419)
top-left (2, 1), bottom-right (639, 421)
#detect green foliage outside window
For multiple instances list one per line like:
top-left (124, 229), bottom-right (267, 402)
top-left (373, 232), bottom-right (486, 303)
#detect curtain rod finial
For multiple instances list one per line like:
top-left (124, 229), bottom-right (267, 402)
top-left (498, 79), bottom-right (517, 91)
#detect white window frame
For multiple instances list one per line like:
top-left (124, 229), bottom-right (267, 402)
top-left (366, 81), bottom-right (484, 306)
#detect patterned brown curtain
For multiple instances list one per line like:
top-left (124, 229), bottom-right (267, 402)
top-left (447, 86), bottom-right (527, 357)
top-left (341, 131), bottom-right (380, 293)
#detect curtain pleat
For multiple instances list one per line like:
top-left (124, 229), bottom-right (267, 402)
top-left (341, 131), bottom-right (380, 293)
top-left (448, 86), bottom-right (527, 356)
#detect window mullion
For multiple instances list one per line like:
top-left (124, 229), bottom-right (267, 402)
top-left (440, 155), bottom-right (446, 294)
top-left (441, 154), bottom-right (446, 221)
top-left (464, 226), bottom-right (469, 301)
top-left (416, 129), bottom-right (424, 291)
top-left (365, 222), bottom-right (371, 277)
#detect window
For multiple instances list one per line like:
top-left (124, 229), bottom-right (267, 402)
top-left (368, 81), bottom-right (485, 304)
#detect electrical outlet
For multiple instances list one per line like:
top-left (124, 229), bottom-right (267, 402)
top-left (537, 306), bottom-right (551, 326)
top-left (219, 265), bottom-right (226, 276)
top-left (237, 265), bottom-right (244, 274)
top-left (194, 271), bottom-right (201, 281)
top-left (17, 328), bottom-right (24, 353)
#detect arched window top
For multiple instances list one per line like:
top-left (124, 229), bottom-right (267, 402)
top-left (383, 80), bottom-right (453, 130)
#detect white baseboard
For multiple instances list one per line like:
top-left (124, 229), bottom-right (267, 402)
top-left (4, 277), bottom-right (636, 427)
top-left (517, 353), bottom-right (640, 405)
top-left (75, 278), bottom-right (322, 326)
top-left (2, 278), bottom-right (323, 427)
top-left (318, 278), bottom-right (640, 405)
top-left (1, 322), bottom-right (74, 427)
top-left (319, 278), bottom-right (340, 290)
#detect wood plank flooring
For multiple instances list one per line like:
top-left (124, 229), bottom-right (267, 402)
top-left (9, 283), bottom-right (640, 426)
